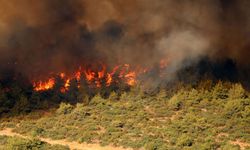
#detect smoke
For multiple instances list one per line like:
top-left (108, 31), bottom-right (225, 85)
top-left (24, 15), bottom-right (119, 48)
top-left (0, 0), bottom-right (249, 82)
top-left (157, 30), bottom-right (210, 81)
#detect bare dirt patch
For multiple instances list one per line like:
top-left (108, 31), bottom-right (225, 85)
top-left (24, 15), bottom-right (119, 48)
top-left (231, 140), bottom-right (250, 150)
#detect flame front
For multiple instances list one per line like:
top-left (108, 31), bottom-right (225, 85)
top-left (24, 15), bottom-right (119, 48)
top-left (124, 72), bottom-right (136, 86)
top-left (32, 61), bottom-right (168, 92)
top-left (33, 64), bottom-right (140, 92)
top-left (33, 78), bottom-right (55, 91)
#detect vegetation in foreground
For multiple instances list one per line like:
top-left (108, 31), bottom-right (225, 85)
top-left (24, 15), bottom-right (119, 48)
top-left (0, 135), bottom-right (69, 150)
top-left (0, 81), bottom-right (250, 150)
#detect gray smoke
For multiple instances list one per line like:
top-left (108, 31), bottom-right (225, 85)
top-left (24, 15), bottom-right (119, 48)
top-left (0, 0), bottom-right (249, 81)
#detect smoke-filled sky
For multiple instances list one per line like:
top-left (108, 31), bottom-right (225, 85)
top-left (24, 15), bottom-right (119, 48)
top-left (0, 0), bottom-right (249, 80)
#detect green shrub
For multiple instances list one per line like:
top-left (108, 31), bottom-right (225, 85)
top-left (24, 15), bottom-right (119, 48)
top-left (168, 94), bottom-right (183, 110)
top-left (221, 143), bottom-right (240, 150)
top-left (109, 91), bottom-right (119, 101)
top-left (144, 139), bottom-right (166, 150)
top-left (72, 103), bottom-right (90, 118)
top-left (176, 134), bottom-right (193, 147)
top-left (212, 81), bottom-right (229, 99)
top-left (156, 89), bottom-right (167, 100)
top-left (200, 136), bottom-right (220, 150)
top-left (185, 89), bottom-right (202, 106)
top-left (56, 103), bottom-right (74, 115)
top-left (7, 137), bottom-right (44, 150)
top-left (89, 94), bottom-right (105, 105)
top-left (77, 92), bottom-right (90, 105)
top-left (120, 92), bottom-right (133, 101)
top-left (30, 127), bottom-right (45, 137)
top-left (5, 136), bottom-right (70, 150)
top-left (197, 79), bottom-right (213, 91)
top-left (79, 131), bottom-right (98, 143)
top-left (145, 142), bottom-right (159, 150)
top-left (224, 98), bottom-right (250, 118)
top-left (0, 135), bottom-right (8, 145)
top-left (12, 95), bottom-right (30, 114)
top-left (241, 105), bottom-right (250, 118)
top-left (229, 84), bottom-right (247, 99)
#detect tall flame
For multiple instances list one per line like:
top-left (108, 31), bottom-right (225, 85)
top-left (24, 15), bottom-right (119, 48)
top-left (32, 61), bottom-right (168, 92)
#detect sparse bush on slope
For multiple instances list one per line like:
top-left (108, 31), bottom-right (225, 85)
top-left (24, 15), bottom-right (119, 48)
top-left (56, 103), bottom-right (74, 115)
top-left (0, 135), bottom-right (69, 150)
top-left (1, 82), bottom-right (250, 150)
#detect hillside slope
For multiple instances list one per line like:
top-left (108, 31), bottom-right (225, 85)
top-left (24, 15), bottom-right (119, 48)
top-left (0, 82), bottom-right (250, 150)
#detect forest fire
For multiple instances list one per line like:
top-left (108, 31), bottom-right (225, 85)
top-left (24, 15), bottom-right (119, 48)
top-left (32, 63), bottom-right (146, 92)
top-left (33, 78), bottom-right (55, 91)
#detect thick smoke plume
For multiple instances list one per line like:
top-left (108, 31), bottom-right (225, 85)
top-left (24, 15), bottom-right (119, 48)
top-left (0, 0), bottom-right (249, 83)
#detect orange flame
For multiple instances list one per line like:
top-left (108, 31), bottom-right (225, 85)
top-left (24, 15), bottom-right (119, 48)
top-left (33, 78), bottom-right (55, 91)
top-left (75, 71), bottom-right (81, 81)
top-left (84, 69), bottom-right (95, 81)
top-left (125, 71), bottom-right (136, 86)
top-left (32, 62), bottom-right (164, 92)
top-left (106, 73), bottom-right (112, 86)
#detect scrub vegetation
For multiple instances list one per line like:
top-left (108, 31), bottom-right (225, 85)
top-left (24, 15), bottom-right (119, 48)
top-left (0, 81), bottom-right (249, 150)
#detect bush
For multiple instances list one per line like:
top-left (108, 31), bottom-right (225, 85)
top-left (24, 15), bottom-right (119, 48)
top-left (221, 143), bottom-right (240, 150)
top-left (89, 94), bottom-right (105, 105)
top-left (185, 89), bottom-right (203, 106)
top-left (145, 142), bottom-right (159, 150)
top-left (5, 136), bottom-right (70, 150)
top-left (229, 84), bottom-right (247, 99)
top-left (72, 103), bottom-right (91, 118)
top-left (176, 134), bottom-right (193, 147)
top-left (224, 98), bottom-right (250, 118)
top-left (144, 139), bottom-right (166, 150)
top-left (77, 88), bottom-right (90, 105)
top-left (212, 82), bottom-right (229, 99)
top-left (241, 105), bottom-right (250, 119)
top-left (168, 93), bottom-right (183, 110)
top-left (56, 103), bottom-right (74, 115)
top-left (109, 91), bottom-right (119, 101)
top-left (197, 79), bottom-right (213, 91)
top-left (156, 89), bottom-right (167, 100)
top-left (120, 92), bottom-right (134, 101)
top-left (7, 137), bottom-right (44, 150)
top-left (11, 95), bottom-right (30, 114)
top-left (31, 127), bottom-right (45, 137)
